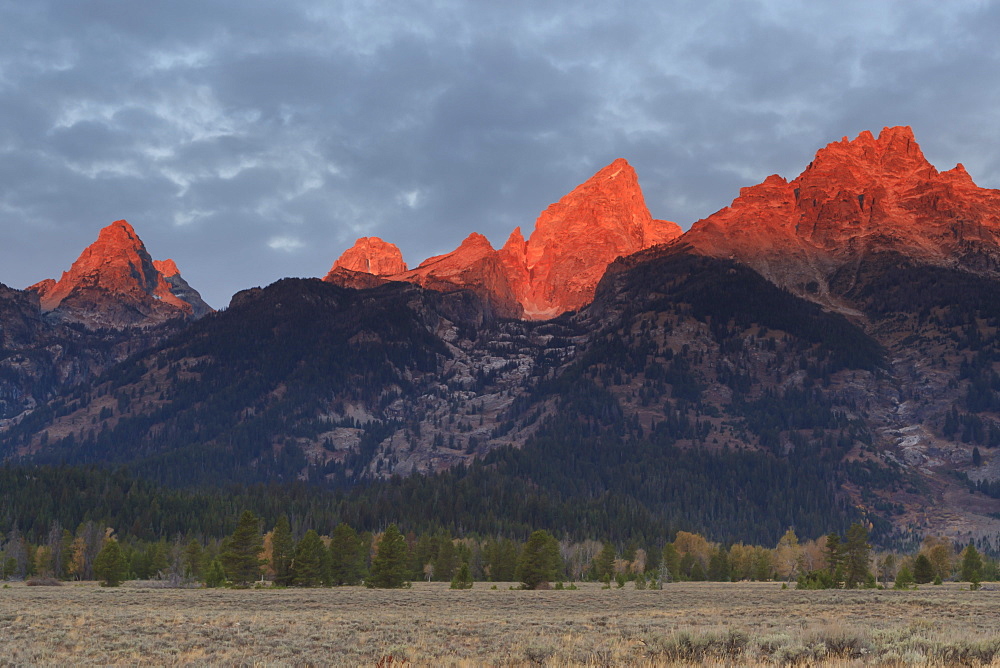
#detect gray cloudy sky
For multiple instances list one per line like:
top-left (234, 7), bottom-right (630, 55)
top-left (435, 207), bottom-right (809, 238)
top-left (2, 1), bottom-right (999, 308)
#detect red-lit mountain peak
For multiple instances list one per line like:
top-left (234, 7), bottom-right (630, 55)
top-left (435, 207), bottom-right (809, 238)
top-left (153, 259), bottom-right (180, 277)
top-left (512, 158), bottom-right (682, 318)
top-left (327, 237), bottom-right (408, 278)
top-left (324, 159), bottom-right (681, 320)
top-left (29, 220), bottom-right (211, 327)
top-left (683, 126), bottom-right (1000, 296)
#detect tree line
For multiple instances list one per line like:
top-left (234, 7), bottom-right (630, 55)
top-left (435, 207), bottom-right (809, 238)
top-left (3, 510), bottom-right (993, 592)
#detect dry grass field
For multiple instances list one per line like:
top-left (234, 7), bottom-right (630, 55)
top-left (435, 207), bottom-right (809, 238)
top-left (2, 580), bottom-right (1000, 666)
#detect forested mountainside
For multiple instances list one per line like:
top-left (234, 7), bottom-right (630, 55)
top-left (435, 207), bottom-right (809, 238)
top-left (8, 244), bottom-right (995, 547)
top-left (0, 282), bottom-right (182, 423)
top-left (6, 126), bottom-right (1000, 548)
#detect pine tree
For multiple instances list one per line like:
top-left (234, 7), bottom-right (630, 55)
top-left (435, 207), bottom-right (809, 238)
top-left (662, 543), bottom-right (681, 582)
top-left (484, 538), bottom-right (519, 582)
top-left (450, 562), bottom-right (474, 589)
top-left (592, 542), bottom-right (616, 581)
top-left (270, 516), bottom-right (294, 586)
top-left (517, 530), bottom-right (560, 590)
top-left (204, 559), bottom-right (227, 588)
top-left (843, 523), bottom-right (871, 589)
top-left (183, 539), bottom-right (204, 579)
top-left (824, 533), bottom-right (842, 575)
top-left (893, 565), bottom-right (914, 589)
top-left (291, 530), bottom-right (326, 587)
top-left (961, 544), bottom-right (983, 584)
top-left (913, 554), bottom-right (935, 584)
top-left (329, 523), bottom-right (365, 585)
top-left (434, 537), bottom-right (457, 582)
top-left (708, 548), bottom-right (730, 582)
top-left (93, 539), bottom-right (126, 587)
top-left (220, 510), bottom-right (264, 585)
top-left (367, 524), bottom-right (409, 588)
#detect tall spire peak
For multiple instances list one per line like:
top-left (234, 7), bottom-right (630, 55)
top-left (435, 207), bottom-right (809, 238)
top-left (28, 220), bottom-right (211, 327)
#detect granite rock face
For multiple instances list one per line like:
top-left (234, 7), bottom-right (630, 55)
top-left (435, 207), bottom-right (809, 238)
top-left (29, 220), bottom-right (211, 328)
top-left (326, 159), bottom-right (682, 319)
top-left (682, 126), bottom-right (1000, 301)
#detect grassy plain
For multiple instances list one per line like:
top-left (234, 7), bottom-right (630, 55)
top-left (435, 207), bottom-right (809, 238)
top-left (1, 580), bottom-right (1000, 665)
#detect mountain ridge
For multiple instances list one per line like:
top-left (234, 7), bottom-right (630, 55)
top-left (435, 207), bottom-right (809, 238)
top-left (682, 126), bottom-right (1000, 304)
top-left (6, 126), bottom-right (1000, 546)
top-left (325, 158), bottom-right (682, 319)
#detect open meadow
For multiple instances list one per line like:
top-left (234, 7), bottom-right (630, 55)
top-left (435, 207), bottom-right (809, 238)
top-left (2, 581), bottom-right (1000, 666)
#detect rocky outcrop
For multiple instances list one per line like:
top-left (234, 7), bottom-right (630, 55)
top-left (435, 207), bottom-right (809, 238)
top-left (29, 220), bottom-right (212, 328)
top-left (682, 126), bottom-right (1000, 299)
top-left (501, 158), bottom-right (682, 318)
top-left (326, 237), bottom-right (408, 277)
top-left (395, 233), bottom-right (524, 318)
top-left (325, 159), bottom-right (682, 319)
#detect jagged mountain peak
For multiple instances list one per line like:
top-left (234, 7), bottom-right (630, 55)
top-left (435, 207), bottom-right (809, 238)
top-left (28, 219), bottom-right (211, 328)
top-left (682, 126), bottom-right (1000, 298)
top-left (153, 259), bottom-right (180, 277)
top-left (327, 236), bottom-right (407, 278)
top-left (324, 159), bottom-right (681, 320)
top-left (800, 125), bottom-right (937, 186)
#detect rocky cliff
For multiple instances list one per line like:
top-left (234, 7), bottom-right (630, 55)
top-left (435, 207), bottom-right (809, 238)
top-left (29, 220), bottom-right (211, 328)
top-left (325, 159), bottom-right (682, 319)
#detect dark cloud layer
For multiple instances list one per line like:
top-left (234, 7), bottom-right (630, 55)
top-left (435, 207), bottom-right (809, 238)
top-left (1, 1), bottom-right (999, 307)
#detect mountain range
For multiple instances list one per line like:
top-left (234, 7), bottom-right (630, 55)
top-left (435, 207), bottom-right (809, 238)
top-left (3, 126), bottom-right (1000, 547)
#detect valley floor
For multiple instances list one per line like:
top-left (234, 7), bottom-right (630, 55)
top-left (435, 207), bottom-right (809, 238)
top-left (1, 581), bottom-right (999, 666)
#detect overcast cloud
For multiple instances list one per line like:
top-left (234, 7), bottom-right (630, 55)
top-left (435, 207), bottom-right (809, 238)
top-left (2, 0), bottom-right (999, 307)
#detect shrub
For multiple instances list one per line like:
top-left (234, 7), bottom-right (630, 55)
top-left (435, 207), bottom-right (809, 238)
top-left (647, 629), bottom-right (750, 662)
top-left (25, 577), bottom-right (62, 586)
top-left (797, 570), bottom-right (835, 589)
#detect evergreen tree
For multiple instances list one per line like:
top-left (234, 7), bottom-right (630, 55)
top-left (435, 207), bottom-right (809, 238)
top-left (319, 538), bottom-right (334, 587)
top-left (93, 539), bottom-right (126, 587)
top-left (367, 524), bottom-right (409, 588)
top-left (843, 523), bottom-right (871, 589)
top-left (204, 559), bottom-right (227, 588)
top-left (483, 538), bottom-right (519, 581)
top-left (291, 530), bottom-right (326, 587)
top-left (220, 510), bottom-right (264, 585)
top-left (270, 516), bottom-right (294, 586)
top-left (517, 530), bottom-right (560, 589)
top-left (183, 539), bottom-right (204, 579)
top-left (961, 544), bottom-right (984, 584)
top-left (689, 560), bottom-right (707, 581)
top-left (894, 565), bottom-right (914, 589)
top-left (913, 554), bottom-right (935, 584)
top-left (707, 547), bottom-right (730, 582)
top-left (329, 523), bottom-right (365, 585)
top-left (450, 562), bottom-right (473, 589)
top-left (592, 542), bottom-right (616, 581)
top-left (433, 537), bottom-right (457, 582)
top-left (824, 533), bottom-right (842, 574)
top-left (662, 543), bottom-right (681, 582)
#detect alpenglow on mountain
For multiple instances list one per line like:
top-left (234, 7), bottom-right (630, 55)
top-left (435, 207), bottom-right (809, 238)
top-left (325, 158), bottom-right (683, 319)
top-left (28, 219), bottom-right (212, 329)
top-left (4, 126), bottom-right (1000, 548)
